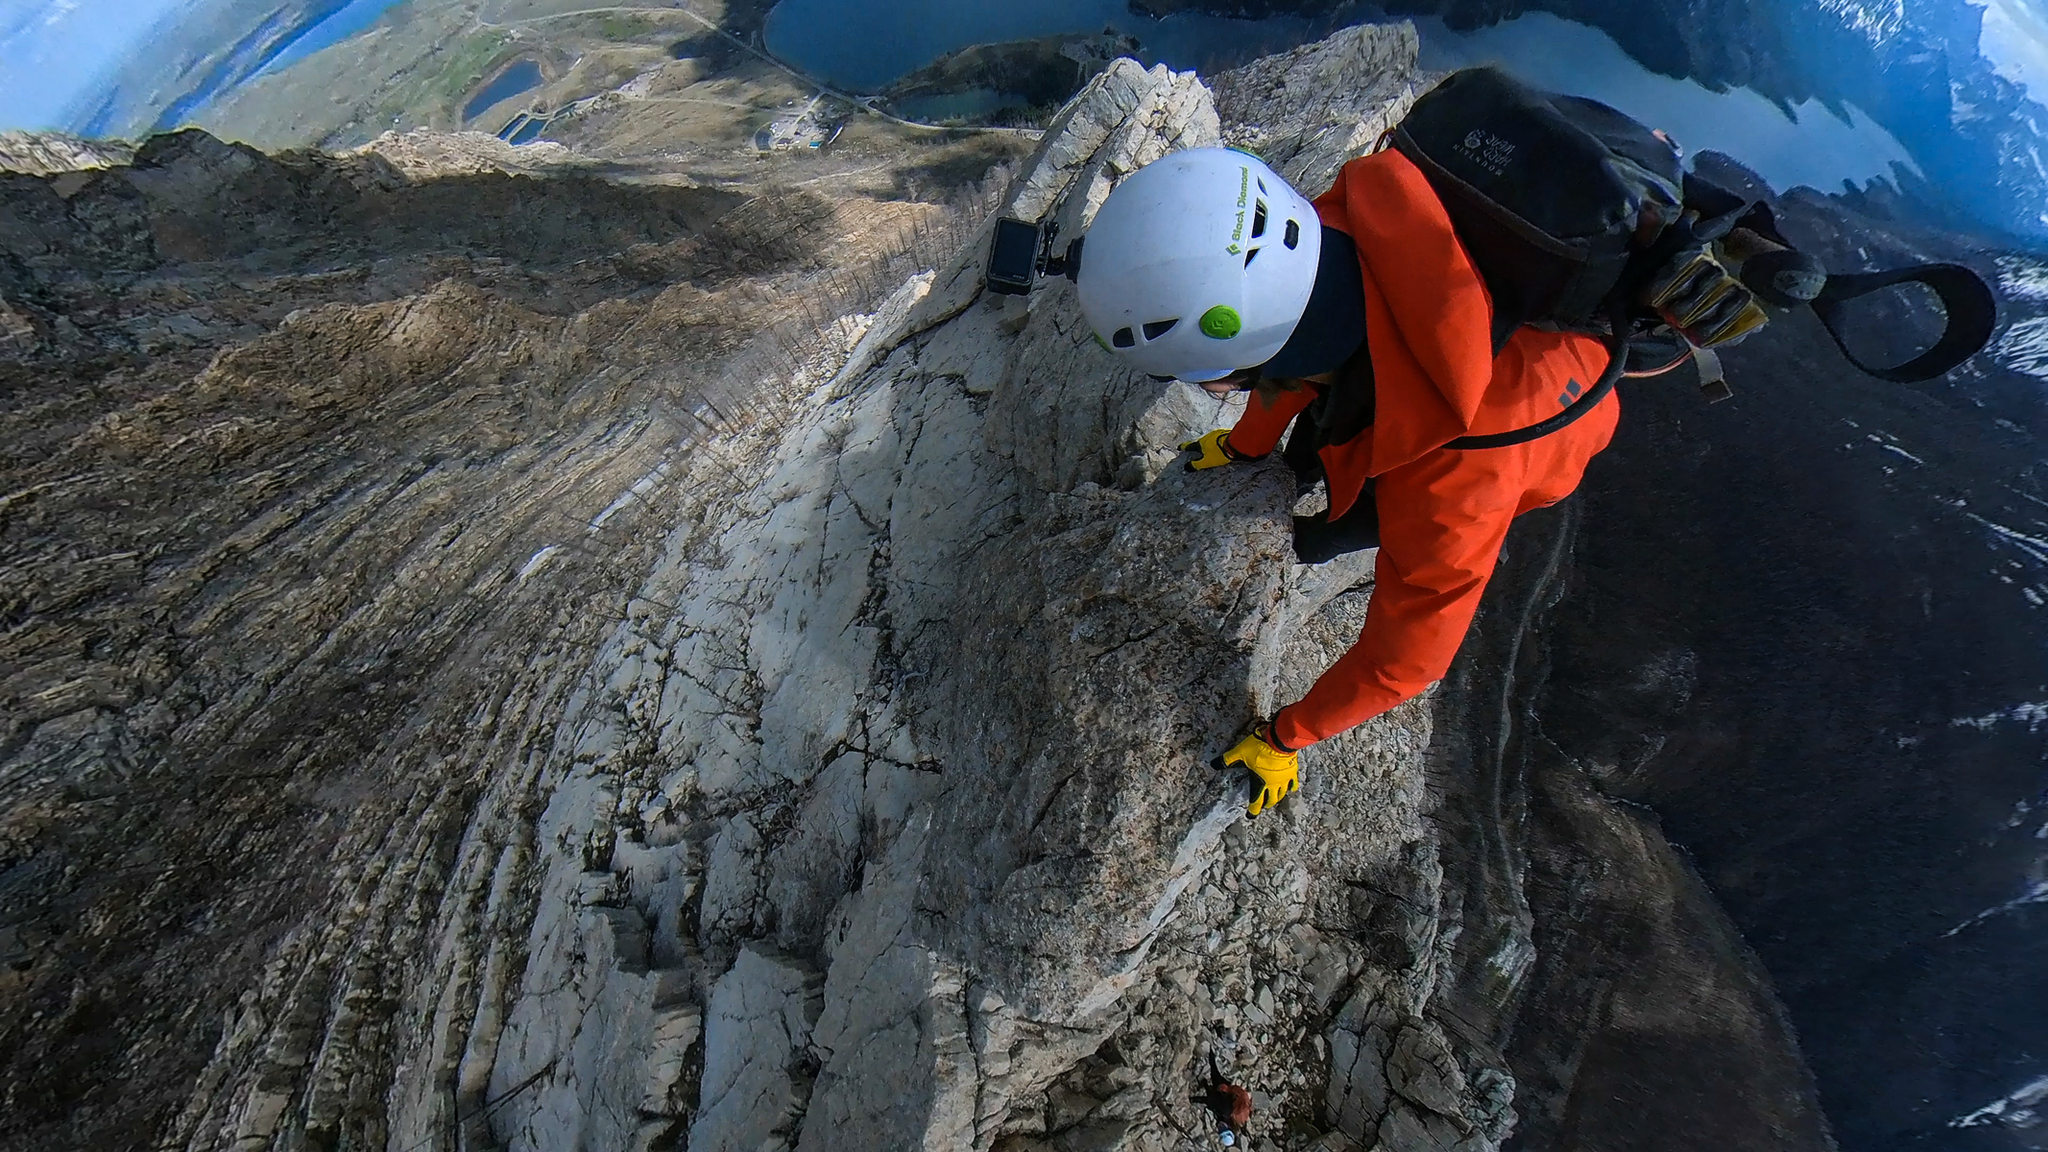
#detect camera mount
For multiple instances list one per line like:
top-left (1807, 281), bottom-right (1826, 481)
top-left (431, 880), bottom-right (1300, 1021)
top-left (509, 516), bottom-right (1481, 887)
top-left (986, 217), bottom-right (1084, 297)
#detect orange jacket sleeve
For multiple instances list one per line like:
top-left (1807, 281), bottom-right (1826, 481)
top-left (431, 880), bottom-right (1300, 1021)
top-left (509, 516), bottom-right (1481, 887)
top-left (1226, 386), bottom-right (1317, 458)
top-left (1271, 447), bottom-right (1522, 748)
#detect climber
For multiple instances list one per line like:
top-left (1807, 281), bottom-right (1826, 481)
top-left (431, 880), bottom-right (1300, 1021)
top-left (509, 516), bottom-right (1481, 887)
top-left (1074, 144), bottom-right (1622, 817)
top-left (1066, 70), bottom-right (1991, 821)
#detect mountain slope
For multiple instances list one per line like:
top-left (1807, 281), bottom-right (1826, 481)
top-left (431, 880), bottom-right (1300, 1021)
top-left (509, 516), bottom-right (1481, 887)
top-left (6, 19), bottom-right (2045, 1152)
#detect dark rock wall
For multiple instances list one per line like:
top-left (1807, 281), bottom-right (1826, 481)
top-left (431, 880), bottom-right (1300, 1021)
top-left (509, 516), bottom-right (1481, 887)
top-left (1426, 501), bottom-right (1839, 1152)
top-left (1545, 334), bottom-right (2048, 1149)
top-left (1425, 171), bottom-right (2048, 1148)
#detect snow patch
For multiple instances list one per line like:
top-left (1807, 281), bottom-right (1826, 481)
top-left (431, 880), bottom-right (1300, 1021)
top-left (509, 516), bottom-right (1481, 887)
top-left (1950, 701), bottom-right (2048, 730)
top-left (1950, 1072), bottom-right (2048, 1128)
top-left (590, 461), bottom-right (674, 533)
top-left (1819, 0), bottom-right (1906, 45)
top-left (1967, 512), bottom-right (2048, 565)
top-left (1940, 880), bottom-right (2048, 939)
top-left (1997, 255), bottom-right (2048, 301)
top-left (1995, 316), bottom-right (2048, 380)
top-left (517, 545), bottom-right (562, 582)
top-left (1991, 258), bottom-right (2048, 378)
top-left (1867, 433), bottom-right (1925, 464)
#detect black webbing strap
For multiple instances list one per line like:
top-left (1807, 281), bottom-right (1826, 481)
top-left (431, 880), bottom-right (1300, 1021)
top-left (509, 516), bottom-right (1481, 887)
top-left (1809, 263), bottom-right (1997, 384)
top-left (1445, 302), bottom-right (1629, 450)
top-left (1443, 260), bottom-right (1997, 449)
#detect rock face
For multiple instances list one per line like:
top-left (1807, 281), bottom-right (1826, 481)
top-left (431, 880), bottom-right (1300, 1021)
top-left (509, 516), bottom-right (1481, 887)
top-left (0, 122), bottom-right (980, 1150)
top-left (358, 35), bottom-right (1525, 1152)
top-left (1211, 22), bottom-right (1428, 193)
top-left (0, 131), bottom-right (135, 176)
top-left (8, 18), bottom-right (2040, 1152)
top-left (42, 26), bottom-right (1538, 1152)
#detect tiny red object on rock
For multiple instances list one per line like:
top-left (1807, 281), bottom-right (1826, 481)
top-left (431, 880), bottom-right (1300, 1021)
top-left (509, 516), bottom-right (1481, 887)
top-left (1197, 1053), bottom-right (1254, 1134)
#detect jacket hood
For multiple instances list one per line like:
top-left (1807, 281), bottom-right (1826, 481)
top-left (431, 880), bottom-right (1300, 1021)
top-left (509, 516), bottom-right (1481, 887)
top-left (1314, 149), bottom-right (1498, 476)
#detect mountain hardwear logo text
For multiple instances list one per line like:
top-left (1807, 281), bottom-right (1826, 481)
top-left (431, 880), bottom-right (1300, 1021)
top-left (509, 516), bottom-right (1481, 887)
top-left (1456, 129), bottom-right (1516, 177)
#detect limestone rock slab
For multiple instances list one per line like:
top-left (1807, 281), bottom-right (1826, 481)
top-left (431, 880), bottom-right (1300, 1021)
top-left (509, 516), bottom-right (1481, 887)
top-left (689, 944), bottom-right (826, 1152)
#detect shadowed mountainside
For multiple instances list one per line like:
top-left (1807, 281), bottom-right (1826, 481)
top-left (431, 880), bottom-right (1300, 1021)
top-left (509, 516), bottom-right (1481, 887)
top-left (0, 124), bottom-right (983, 1150)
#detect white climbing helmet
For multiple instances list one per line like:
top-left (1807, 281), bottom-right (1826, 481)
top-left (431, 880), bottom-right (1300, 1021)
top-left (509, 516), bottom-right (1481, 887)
top-left (1076, 147), bottom-right (1322, 382)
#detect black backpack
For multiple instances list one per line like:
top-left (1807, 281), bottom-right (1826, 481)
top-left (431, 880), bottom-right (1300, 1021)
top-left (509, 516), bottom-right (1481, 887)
top-left (1387, 67), bottom-right (1997, 449)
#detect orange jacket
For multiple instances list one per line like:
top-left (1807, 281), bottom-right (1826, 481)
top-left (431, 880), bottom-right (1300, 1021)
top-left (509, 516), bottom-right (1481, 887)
top-left (1227, 150), bottom-right (1621, 749)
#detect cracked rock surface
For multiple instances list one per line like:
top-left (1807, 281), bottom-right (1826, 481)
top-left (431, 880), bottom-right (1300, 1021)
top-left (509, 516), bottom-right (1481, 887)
top-left (0, 116), bottom-right (986, 1150)
top-left (0, 25), bottom-right (1553, 1152)
top-left (18, 18), bottom-right (1996, 1152)
top-left (335, 34), bottom-right (1532, 1152)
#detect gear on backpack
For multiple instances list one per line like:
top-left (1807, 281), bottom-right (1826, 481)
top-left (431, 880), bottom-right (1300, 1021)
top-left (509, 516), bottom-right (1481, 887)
top-left (1386, 66), bottom-right (1997, 443)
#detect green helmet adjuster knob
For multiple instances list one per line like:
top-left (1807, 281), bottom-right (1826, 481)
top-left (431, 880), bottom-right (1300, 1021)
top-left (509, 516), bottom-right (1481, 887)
top-left (1199, 305), bottom-right (1242, 340)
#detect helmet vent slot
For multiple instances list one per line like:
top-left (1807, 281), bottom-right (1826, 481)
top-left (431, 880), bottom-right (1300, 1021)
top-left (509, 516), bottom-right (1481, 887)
top-left (1112, 327), bottom-right (1136, 348)
top-left (1243, 247), bottom-right (1260, 268)
top-left (1283, 219), bottom-right (1301, 249)
top-left (1251, 202), bottom-right (1267, 238)
top-left (1141, 319), bottom-right (1179, 341)
top-left (1257, 177), bottom-right (1269, 195)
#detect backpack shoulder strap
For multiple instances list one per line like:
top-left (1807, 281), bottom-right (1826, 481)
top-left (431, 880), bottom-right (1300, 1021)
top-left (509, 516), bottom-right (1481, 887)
top-left (1444, 307), bottom-right (1629, 450)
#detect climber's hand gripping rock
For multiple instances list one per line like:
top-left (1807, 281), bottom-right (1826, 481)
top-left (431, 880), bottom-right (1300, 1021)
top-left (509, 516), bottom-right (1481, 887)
top-left (1180, 428), bottom-right (1247, 471)
top-left (1214, 722), bottom-right (1299, 817)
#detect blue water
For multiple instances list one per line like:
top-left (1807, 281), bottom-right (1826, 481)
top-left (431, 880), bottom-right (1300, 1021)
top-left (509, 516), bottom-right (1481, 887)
top-left (150, 6), bottom-right (296, 131)
top-left (764, 0), bottom-right (1922, 195)
top-left (762, 0), bottom-right (1347, 92)
top-left (1414, 14), bottom-right (1923, 193)
top-left (465, 60), bottom-right (541, 122)
top-left (894, 89), bottom-right (1015, 123)
top-left (61, 0), bottom-right (391, 133)
top-left (259, 0), bottom-right (408, 76)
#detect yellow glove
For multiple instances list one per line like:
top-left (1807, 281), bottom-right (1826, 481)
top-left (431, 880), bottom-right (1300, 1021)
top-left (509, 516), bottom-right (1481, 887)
top-left (1215, 722), bottom-right (1300, 817)
top-left (1179, 428), bottom-right (1243, 471)
top-left (1640, 245), bottom-right (1769, 349)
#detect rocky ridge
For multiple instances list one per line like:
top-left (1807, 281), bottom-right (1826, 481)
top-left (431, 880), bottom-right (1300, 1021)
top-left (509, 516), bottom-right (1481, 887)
top-left (75, 24), bottom-right (1549, 1152)
top-left (0, 117), bottom-right (988, 1150)
top-left (0, 132), bottom-right (137, 177)
top-left (17, 16), bottom-right (2035, 1152)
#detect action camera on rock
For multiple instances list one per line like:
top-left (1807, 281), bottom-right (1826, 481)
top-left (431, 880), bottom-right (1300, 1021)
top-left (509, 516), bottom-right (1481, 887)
top-left (986, 217), bottom-right (1083, 296)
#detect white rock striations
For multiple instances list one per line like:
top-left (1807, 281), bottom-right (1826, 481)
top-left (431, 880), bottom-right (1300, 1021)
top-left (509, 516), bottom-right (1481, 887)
top-left (168, 25), bottom-right (1523, 1152)
top-left (0, 130), bottom-right (135, 176)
